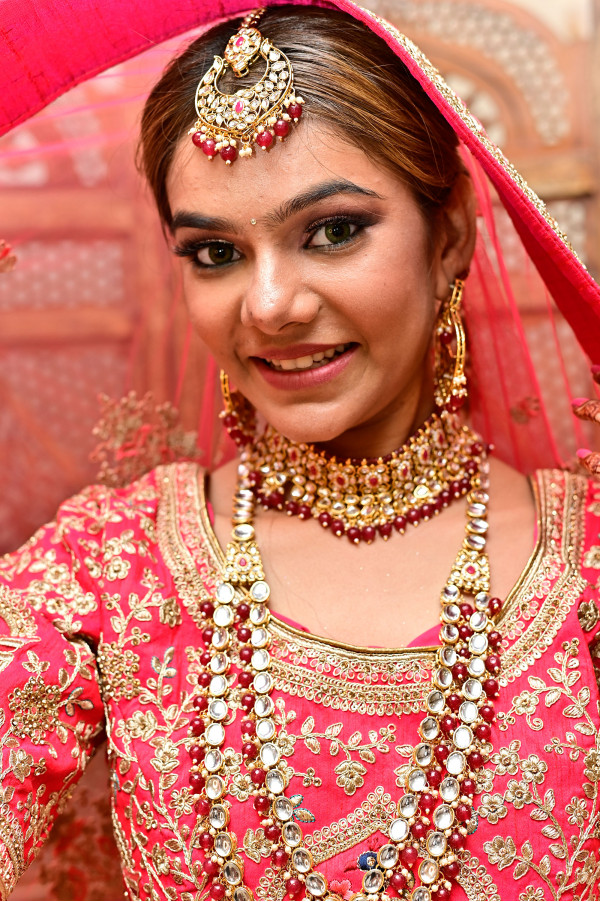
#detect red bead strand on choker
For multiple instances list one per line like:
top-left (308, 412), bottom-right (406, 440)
top-left (221, 402), bottom-right (488, 544)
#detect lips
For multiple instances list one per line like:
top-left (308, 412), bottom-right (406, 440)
top-left (251, 343), bottom-right (358, 390)
top-left (257, 343), bottom-right (353, 372)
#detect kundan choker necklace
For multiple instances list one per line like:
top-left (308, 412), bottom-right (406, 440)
top-left (221, 400), bottom-right (487, 545)
top-left (186, 433), bottom-right (502, 901)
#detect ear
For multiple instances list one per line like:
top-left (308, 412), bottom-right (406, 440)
top-left (432, 172), bottom-right (477, 299)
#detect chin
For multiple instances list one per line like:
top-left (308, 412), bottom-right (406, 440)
top-left (260, 409), bottom-right (351, 447)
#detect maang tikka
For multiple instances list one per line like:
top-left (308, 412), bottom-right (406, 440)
top-left (189, 8), bottom-right (305, 164)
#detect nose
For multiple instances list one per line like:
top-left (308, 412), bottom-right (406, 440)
top-left (240, 252), bottom-right (319, 334)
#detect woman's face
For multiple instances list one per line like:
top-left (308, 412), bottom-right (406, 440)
top-left (167, 124), bottom-right (456, 457)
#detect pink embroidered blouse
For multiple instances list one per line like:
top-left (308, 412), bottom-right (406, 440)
top-left (2, 463), bottom-right (600, 901)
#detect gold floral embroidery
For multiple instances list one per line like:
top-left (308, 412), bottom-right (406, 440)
top-left (455, 849), bottom-right (500, 901)
top-left (0, 799), bottom-right (26, 895)
top-left (499, 472), bottom-right (587, 684)
top-left (479, 792), bottom-right (508, 824)
top-left (491, 741), bottom-right (521, 776)
top-left (0, 587), bottom-right (36, 638)
top-left (578, 598), bottom-right (600, 632)
top-left (97, 642), bottom-right (141, 701)
top-left (295, 715), bottom-right (395, 796)
top-left (243, 827), bottom-right (273, 864)
top-left (159, 597), bottom-right (182, 628)
top-left (270, 623), bottom-right (434, 716)
top-left (9, 675), bottom-right (61, 744)
top-left (483, 641), bottom-right (600, 898)
top-left (584, 547), bottom-right (600, 569)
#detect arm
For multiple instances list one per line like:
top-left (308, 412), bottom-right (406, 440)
top-left (0, 486), bottom-right (110, 899)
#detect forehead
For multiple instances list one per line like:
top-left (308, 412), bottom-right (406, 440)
top-left (166, 121), bottom-right (412, 223)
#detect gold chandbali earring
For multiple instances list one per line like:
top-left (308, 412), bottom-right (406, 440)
top-left (220, 370), bottom-right (257, 447)
top-left (434, 279), bottom-right (468, 412)
top-left (189, 9), bottom-right (304, 164)
top-left (219, 369), bottom-right (487, 545)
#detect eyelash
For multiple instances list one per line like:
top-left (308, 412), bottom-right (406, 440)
top-left (172, 213), bottom-right (374, 271)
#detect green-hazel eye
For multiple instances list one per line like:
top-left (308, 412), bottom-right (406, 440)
top-left (324, 222), bottom-right (353, 244)
top-left (205, 244), bottom-right (235, 265)
top-left (308, 220), bottom-right (359, 249)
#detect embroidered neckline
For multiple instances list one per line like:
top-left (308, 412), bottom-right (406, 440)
top-left (156, 463), bottom-right (587, 710)
top-left (157, 464), bottom-right (586, 674)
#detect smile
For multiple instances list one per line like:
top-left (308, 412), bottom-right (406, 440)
top-left (263, 343), bottom-right (352, 372)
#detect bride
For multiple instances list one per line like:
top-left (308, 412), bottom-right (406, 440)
top-left (2, 2), bottom-right (600, 900)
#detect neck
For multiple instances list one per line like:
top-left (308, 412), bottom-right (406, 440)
top-left (314, 391), bottom-right (437, 461)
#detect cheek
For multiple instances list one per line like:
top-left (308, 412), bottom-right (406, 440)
top-left (182, 278), bottom-right (233, 356)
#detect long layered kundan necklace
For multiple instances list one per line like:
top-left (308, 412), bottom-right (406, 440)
top-left (187, 412), bottom-right (502, 901)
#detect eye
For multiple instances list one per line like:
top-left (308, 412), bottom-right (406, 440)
top-left (307, 219), bottom-right (360, 248)
top-left (196, 243), bottom-right (240, 267)
top-left (173, 239), bottom-right (241, 269)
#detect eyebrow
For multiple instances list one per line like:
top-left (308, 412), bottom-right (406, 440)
top-left (170, 211), bottom-right (240, 234)
top-left (264, 179), bottom-right (382, 226)
top-left (170, 179), bottom-right (382, 235)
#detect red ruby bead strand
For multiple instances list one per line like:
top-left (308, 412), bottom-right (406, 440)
top-left (239, 646), bottom-right (253, 664)
top-left (253, 795), bottom-right (270, 815)
top-left (241, 692), bottom-right (255, 711)
top-left (199, 832), bottom-right (213, 850)
top-left (265, 824), bottom-right (280, 842)
top-left (286, 877), bottom-right (303, 898)
top-left (273, 849), bottom-right (288, 868)
top-left (456, 803), bottom-right (472, 823)
top-left (274, 119), bottom-right (290, 137)
top-left (391, 872), bottom-right (407, 891)
top-left (412, 821), bottom-right (427, 840)
top-left (195, 798), bottom-right (210, 817)
top-left (220, 145), bottom-right (237, 163)
top-left (256, 130), bottom-right (273, 149)
top-left (444, 861), bottom-right (460, 880)
top-left (401, 847), bottom-right (418, 867)
top-left (239, 671), bottom-right (253, 688)
top-left (203, 860), bottom-right (219, 878)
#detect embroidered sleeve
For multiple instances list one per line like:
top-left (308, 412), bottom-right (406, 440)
top-left (578, 477), bottom-right (600, 689)
top-left (0, 482), bottom-right (131, 898)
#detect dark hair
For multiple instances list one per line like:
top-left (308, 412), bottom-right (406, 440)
top-left (138, 5), bottom-right (462, 228)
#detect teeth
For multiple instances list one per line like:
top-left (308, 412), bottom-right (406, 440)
top-left (295, 355), bottom-right (316, 370)
top-left (266, 343), bottom-right (350, 371)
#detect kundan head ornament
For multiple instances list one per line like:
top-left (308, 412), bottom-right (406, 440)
top-left (189, 8), bottom-right (304, 163)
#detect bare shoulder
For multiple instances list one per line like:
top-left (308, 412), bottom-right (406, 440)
top-left (486, 456), bottom-right (537, 596)
top-left (488, 456), bottom-right (534, 512)
top-left (206, 460), bottom-right (239, 512)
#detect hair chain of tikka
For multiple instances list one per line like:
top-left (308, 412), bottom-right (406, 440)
top-left (189, 8), bottom-right (304, 164)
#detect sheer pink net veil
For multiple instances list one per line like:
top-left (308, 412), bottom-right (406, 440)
top-left (1, 0), bottom-right (599, 501)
